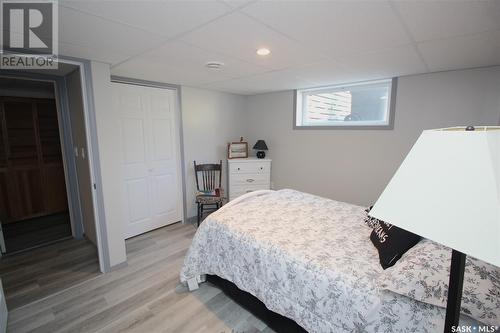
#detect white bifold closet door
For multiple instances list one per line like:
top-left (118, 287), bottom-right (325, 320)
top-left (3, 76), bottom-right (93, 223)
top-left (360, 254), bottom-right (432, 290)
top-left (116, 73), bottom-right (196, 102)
top-left (111, 82), bottom-right (183, 239)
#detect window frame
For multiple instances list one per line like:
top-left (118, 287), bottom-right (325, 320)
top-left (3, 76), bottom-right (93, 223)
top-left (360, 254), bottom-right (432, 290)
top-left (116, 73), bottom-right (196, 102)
top-left (293, 78), bottom-right (397, 130)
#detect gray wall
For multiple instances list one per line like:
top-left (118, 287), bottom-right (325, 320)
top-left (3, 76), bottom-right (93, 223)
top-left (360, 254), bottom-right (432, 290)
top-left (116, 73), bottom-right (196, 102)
top-left (66, 69), bottom-right (97, 245)
top-left (90, 61), bottom-right (127, 267)
top-left (244, 66), bottom-right (500, 207)
top-left (181, 87), bottom-right (247, 218)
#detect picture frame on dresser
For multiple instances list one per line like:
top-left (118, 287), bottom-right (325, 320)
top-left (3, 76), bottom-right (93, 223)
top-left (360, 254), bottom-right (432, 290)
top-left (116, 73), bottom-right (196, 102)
top-left (228, 158), bottom-right (272, 201)
top-left (227, 141), bottom-right (248, 159)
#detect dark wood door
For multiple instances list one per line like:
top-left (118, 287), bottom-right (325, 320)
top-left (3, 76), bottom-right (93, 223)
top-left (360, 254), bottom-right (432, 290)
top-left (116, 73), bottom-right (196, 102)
top-left (0, 97), bottom-right (68, 223)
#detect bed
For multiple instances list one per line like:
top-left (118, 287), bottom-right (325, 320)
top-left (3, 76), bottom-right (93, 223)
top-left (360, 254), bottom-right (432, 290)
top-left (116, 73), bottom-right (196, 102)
top-left (180, 189), bottom-right (498, 332)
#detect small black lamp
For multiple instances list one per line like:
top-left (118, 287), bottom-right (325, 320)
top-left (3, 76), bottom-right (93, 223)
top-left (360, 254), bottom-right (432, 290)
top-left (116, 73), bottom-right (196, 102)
top-left (253, 140), bottom-right (268, 159)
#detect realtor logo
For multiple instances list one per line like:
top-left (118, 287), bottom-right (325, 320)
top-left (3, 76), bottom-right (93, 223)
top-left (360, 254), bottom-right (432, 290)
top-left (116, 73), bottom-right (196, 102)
top-left (1, 0), bottom-right (58, 69)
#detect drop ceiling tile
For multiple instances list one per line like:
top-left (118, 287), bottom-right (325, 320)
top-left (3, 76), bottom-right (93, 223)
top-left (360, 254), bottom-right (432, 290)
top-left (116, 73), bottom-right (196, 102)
top-left (112, 53), bottom-right (236, 87)
top-left (393, 0), bottom-right (500, 42)
top-left (180, 12), bottom-right (327, 71)
top-left (60, 0), bottom-right (231, 38)
top-left (59, 42), bottom-right (129, 65)
top-left (58, 6), bottom-right (165, 56)
top-left (203, 70), bottom-right (315, 95)
top-left (284, 61), bottom-right (358, 88)
top-left (236, 45), bottom-right (427, 92)
top-left (242, 1), bottom-right (411, 59)
top-left (336, 44), bottom-right (428, 80)
top-left (418, 30), bottom-right (500, 72)
top-left (133, 40), bottom-right (269, 78)
top-left (220, 0), bottom-right (257, 9)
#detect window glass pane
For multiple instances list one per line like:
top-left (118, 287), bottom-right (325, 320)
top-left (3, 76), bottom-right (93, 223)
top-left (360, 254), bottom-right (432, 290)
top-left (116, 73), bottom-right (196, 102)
top-left (305, 91), bottom-right (352, 123)
top-left (296, 79), bottom-right (393, 128)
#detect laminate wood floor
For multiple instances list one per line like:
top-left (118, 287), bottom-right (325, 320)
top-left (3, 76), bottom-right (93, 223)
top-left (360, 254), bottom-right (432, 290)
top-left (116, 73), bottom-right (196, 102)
top-left (0, 236), bottom-right (100, 309)
top-left (5, 222), bottom-right (277, 333)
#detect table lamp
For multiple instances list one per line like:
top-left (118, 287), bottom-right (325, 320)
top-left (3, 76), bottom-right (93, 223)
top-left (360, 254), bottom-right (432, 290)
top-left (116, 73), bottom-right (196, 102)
top-left (253, 140), bottom-right (268, 159)
top-left (369, 126), bottom-right (500, 332)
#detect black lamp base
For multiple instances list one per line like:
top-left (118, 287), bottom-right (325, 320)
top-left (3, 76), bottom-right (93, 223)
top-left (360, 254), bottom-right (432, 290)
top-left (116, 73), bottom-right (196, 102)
top-left (256, 151), bottom-right (266, 159)
top-left (444, 249), bottom-right (466, 332)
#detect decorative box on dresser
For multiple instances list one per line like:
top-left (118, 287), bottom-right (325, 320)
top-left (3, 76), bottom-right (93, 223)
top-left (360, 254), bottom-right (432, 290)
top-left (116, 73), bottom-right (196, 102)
top-left (228, 158), bottom-right (272, 201)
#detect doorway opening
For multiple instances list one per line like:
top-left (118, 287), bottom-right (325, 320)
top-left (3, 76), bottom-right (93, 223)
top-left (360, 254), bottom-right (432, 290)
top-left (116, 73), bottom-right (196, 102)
top-left (0, 87), bottom-right (71, 254)
top-left (0, 62), bottom-right (103, 310)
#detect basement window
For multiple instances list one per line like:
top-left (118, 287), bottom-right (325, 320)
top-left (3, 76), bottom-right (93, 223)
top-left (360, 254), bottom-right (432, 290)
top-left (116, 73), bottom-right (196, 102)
top-left (294, 78), bottom-right (396, 129)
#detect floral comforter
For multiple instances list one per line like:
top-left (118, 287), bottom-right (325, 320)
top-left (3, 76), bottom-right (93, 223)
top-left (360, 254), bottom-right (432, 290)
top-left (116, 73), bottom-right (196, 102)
top-left (180, 189), bottom-right (481, 332)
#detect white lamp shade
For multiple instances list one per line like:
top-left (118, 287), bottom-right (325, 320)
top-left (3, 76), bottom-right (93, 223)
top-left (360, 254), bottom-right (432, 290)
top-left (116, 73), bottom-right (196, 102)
top-left (369, 127), bottom-right (500, 267)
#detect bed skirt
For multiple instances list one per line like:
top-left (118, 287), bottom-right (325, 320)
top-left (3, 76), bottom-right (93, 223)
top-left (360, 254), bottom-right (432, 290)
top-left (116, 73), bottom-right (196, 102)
top-left (207, 275), bottom-right (307, 333)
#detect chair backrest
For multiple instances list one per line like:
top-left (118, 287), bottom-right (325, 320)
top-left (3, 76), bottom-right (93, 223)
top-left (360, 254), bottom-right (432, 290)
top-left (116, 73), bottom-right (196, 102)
top-left (194, 160), bottom-right (222, 192)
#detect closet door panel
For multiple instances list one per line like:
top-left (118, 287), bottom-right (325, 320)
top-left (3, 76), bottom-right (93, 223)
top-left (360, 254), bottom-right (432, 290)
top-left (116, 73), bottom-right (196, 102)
top-left (151, 119), bottom-right (172, 161)
top-left (0, 98), bottom-right (67, 223)
top-left (113, 84), bottom-right (153, 238)
top-left (147, 89), bottom-right (181, 225)
top-left (0, 172), bottom-right (13, 221)
top-left (3, 101), bottom-right (38, 166)
top-left (12, 168), bottom-right (44, 221)
top-left (37, 100), bottom-right (62, 164)
top-left (43, 165), bottom-right (68, 213)
top-left (37, 100), bottom-right (68, 213)
top-left (2, 99), bottom-right (44, 222)
top-left (112, 83), bottom-right (182, 238)
top-left (150, 173), bottom-right (176, 216)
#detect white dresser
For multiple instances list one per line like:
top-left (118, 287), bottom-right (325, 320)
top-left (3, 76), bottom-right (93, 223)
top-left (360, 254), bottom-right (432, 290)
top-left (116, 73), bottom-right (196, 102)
top-left (228, 158), bottom-right (272, 201)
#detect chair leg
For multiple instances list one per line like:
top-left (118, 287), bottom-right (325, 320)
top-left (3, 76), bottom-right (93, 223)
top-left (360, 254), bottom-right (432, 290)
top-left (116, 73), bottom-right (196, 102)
top-left (197, 203), bottom-right (201, 226)
top-left (200, 204), bottom-right (204, 223)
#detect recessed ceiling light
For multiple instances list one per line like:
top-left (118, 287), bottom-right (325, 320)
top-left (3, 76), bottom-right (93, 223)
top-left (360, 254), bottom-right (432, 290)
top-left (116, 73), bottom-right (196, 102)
top-left (205, 61), bottom-right (224, 70)
top-left (256, 48), bottom-right (271, 56)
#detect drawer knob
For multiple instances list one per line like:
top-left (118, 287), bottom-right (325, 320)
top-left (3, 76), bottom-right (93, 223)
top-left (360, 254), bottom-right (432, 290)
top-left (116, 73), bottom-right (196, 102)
top-left (246, 179), bottom-right (254, 183)
top-left (237, 167), bottom-right (240, 170)
top-left (246, 190), bottom-right (253, 193)
top-left (260, 167), bottom-right (263, 170)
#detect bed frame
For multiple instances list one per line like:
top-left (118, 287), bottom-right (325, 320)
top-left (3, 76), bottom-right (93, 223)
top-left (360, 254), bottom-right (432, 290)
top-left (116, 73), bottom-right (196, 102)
top-left (207, 275), bottom-right (307, 333)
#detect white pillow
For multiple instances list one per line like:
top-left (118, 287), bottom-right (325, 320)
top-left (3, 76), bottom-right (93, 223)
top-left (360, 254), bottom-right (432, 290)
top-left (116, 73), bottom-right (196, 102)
top-left (378, 239), bottom-right (500, 326)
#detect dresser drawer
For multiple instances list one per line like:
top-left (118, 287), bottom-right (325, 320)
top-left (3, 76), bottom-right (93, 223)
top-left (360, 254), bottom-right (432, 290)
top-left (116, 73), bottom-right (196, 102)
top-left (229, 184), bottom-right (270, 200)
top-left (229, 161), bottom-right (270, 174)
top-left (230, 173), bottom-right (270, 186)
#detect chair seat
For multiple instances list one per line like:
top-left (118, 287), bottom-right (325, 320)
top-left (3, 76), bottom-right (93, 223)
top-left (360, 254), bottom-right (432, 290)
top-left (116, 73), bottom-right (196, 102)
top-left (196, 195), bottom-right (224, 204)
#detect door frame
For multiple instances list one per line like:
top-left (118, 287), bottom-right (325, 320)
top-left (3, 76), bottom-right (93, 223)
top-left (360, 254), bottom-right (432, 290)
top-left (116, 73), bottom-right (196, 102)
top-left (0, 57), bottom-right (110, 273)
top-left (110, 76), bottom-right (187, 226)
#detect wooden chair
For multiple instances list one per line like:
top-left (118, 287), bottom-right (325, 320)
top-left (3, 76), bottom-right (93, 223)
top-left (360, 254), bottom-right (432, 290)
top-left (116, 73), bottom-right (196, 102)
top-left (194, 160), bottom-right (224, 226)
